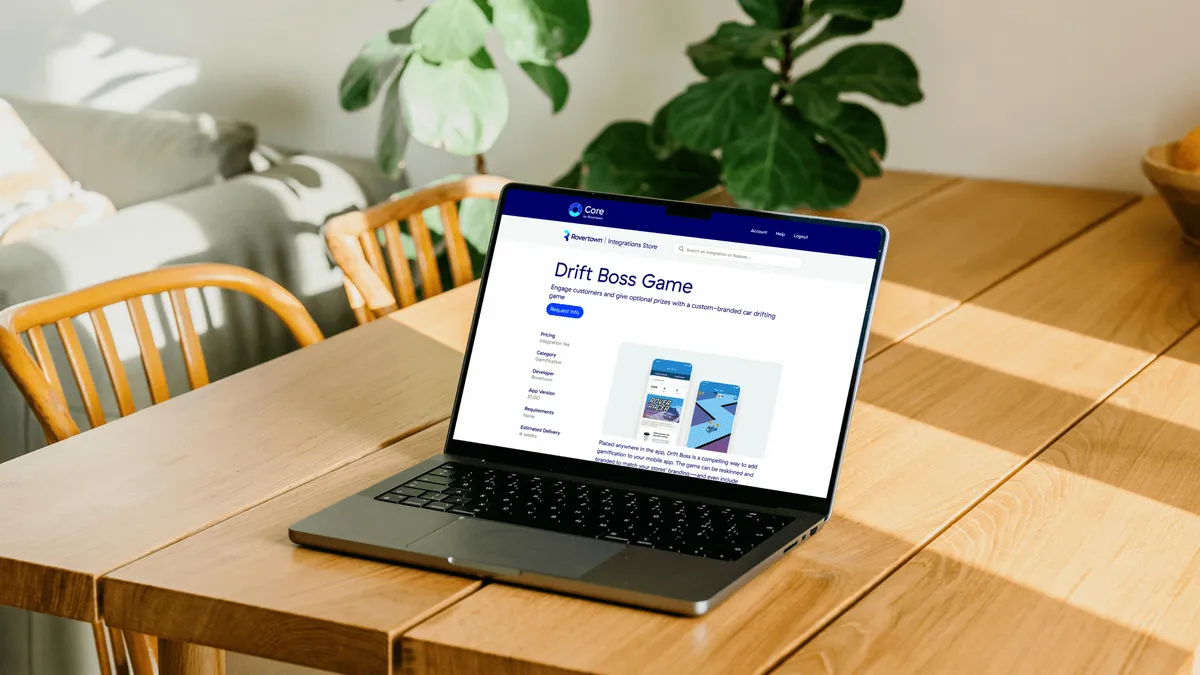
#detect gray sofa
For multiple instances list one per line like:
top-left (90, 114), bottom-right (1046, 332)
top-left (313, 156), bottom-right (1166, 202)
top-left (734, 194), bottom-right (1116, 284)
top-left (0, 97), bottom-right (403, 675)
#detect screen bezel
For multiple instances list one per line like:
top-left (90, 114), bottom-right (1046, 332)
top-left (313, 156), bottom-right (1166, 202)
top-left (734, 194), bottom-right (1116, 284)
top-left (441, 182), bottom-right (888, 515)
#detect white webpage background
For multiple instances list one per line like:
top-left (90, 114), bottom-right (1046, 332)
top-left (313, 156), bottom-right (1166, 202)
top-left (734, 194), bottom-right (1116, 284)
top-left (454, 215), bottom-right (876, 498)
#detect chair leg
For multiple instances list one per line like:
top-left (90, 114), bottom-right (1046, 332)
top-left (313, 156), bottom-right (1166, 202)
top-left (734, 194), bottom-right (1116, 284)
top-left (126, 632), bottom-right (158, 675)
top-left (107, 626), bottom-right (131, 675)
top-left (90, 621), bottom-right (114, 675)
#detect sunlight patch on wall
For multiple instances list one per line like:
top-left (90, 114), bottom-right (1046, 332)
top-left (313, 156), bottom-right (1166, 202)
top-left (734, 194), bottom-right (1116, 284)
top-left (46, 31), bottom-right (198, 112)
top-left (69, 0), bottom-right (113, 14)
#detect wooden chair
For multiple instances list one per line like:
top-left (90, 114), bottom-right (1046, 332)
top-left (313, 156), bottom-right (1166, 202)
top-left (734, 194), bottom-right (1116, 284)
top-left (0, 262), bottom-right (323, 675)
top-left (325, 175), bottom-right (510, 323)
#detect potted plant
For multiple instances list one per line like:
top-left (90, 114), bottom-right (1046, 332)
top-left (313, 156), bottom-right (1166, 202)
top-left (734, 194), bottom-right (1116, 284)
top-left (555, 0), bottom-right (923, 212)
top-left (338, 0), bottom-right (592, 177)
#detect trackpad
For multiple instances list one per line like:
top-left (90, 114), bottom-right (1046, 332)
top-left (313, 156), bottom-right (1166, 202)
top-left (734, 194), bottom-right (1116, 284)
top-left (408, 519), bottom-right (623, 579)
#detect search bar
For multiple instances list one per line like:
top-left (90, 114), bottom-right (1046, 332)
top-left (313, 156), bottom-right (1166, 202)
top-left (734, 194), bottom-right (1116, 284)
top-left (674, 243), bottom-right (803, 269)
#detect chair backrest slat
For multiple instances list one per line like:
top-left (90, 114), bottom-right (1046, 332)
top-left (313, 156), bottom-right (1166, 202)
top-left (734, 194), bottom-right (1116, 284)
top-left (26, 325), bottom-right (65, 404)
top-left (0, 263), bottom-right (324, 445)
top-left (168, 289), bottom-right (209, 390)
top-left (325, 175), bottom-right (510, 324)
top-left (341, 278), bottom-right (371, 325)
top-left (360, 230), bottom-right (387, 278)
top-left (440, 201), bottom-right (474, 288)
top-left (125, 297), bottom-right (170, 405)
top-left (88, 308), bottom-right (137, 417)
top-left (55, 317), bottom-right (106, 429)
top-left (382, 220), bottom-right (418, 307)
top-left (407, 211), bottom-right (443, 298)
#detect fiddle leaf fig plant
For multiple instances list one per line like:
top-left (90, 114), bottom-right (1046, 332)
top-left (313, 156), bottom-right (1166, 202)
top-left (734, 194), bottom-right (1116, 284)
top-left (556, 0), bottom-right (922, 211)
top-left (340, 0), bottom-right (591, 177)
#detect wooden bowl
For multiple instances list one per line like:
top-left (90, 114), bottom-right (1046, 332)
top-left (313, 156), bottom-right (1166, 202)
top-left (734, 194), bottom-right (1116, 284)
top-left (1142, 142), bottom-right (1200, 246)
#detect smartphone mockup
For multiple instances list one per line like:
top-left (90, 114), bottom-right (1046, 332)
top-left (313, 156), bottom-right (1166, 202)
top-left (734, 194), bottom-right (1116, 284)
top-left (636, 359), bottom-right (693, 445)
top-left (687, 381), bottom-right (740, 453)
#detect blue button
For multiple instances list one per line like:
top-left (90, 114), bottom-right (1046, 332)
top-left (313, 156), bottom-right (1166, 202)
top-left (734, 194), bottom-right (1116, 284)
top-left (546, 303), bottom-right (584, 319)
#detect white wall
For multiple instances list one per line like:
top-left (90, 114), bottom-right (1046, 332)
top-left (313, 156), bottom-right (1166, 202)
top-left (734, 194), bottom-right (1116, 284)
top-left (2, 0), bottom-right (1199, 193)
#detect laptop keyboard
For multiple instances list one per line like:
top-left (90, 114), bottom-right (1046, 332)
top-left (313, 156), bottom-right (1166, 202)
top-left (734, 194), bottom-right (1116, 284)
top-left (375, 461), bottom-right (793, 561)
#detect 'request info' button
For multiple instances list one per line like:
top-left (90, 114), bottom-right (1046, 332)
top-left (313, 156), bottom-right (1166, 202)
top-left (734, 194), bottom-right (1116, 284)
top-left (546, 303), bottom-right (584, 319)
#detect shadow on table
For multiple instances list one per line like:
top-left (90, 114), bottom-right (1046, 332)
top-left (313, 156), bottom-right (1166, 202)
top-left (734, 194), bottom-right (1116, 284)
top-left (775, 516), bottom-right (1193, 673)
top-left (855, 340), bottom-right (1200, 518)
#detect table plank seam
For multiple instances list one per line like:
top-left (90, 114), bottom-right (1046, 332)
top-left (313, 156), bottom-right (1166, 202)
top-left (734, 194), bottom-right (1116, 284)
top-left (385, 579), bottom-right (487, 642)
top-left (863, 175), bottom-right (965, 224)
top-left (867, 194), bottom-right (1142, 362)
top-left (759, 319), bottom-right (1200, 674)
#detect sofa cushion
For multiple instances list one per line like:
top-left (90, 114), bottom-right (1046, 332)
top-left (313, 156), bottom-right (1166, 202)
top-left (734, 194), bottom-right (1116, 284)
top-left (5, 97), bottom-right (256, 209)
top-left (0, 98), bottom-right (115, 244)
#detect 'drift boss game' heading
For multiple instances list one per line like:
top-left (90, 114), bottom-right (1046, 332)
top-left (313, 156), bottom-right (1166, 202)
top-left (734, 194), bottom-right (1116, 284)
top-left (554, 262), bottom-right (693, 294)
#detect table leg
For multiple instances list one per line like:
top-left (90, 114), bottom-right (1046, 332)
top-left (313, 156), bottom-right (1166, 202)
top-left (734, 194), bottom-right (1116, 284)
top-left (158, 639), bottom-right (226, 675)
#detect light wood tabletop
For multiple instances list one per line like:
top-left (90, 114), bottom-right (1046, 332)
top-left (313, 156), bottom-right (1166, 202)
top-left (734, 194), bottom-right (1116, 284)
top-left (79, 173), bottom-right (1197, 675)
top-left (0, 282), bottom-right (476, 625)
top-left (781, 316), bottom-right (1200, 674)
top-left (398, 197), bottom-right (1200, 674)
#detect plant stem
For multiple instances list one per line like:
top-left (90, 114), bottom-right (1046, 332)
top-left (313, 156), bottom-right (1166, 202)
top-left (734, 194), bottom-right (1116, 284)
top-left (775, 36), bottom-right (794, 102)
top-left (774, 0), bottom-right (804, 101)
top-left (475, 153), bottom-right (488, 175)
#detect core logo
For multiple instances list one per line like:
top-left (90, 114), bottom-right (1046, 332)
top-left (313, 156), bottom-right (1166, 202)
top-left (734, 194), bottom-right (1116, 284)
top-left (568, 202), bottom-right (583, 217)
top-left (563, 229), bottom-right (570, 242)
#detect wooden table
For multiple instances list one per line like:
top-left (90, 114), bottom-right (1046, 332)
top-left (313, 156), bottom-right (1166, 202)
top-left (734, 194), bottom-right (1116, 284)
top-left (6, 171), bottom-right (1199, 675)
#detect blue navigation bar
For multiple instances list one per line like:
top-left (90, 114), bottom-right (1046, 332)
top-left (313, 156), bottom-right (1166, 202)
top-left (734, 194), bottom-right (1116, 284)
top-left (501, 186), bottom-right (883, 260)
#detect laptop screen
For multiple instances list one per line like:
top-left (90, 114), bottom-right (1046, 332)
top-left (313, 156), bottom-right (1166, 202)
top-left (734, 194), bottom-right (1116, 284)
top-left (451, 186), bottom-right (885, 500)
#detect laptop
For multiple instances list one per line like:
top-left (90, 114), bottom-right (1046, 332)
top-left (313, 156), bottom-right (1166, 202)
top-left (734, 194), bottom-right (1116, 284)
top-left (290, 183), bottom-right (888, 616)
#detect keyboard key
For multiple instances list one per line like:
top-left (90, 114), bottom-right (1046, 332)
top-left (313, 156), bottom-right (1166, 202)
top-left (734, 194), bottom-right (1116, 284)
top-left (405, 480), bottom-right (447, 492)
top-left (450, 507), bottom-right (478, 516)
top-left (417, 474), bottom-right (453, 486)
top-left (425, 501), bottom-right (453, 511)
top-left (391, 486), bottom-right (426, 498)
top-left (377, 493), bottom-right (406, 504)
top-left (402, 497), bottom-right (430, 507)
top-left (427, 468), bottom-right (455, 478)
top-left (440, 495), bottom-right (470, 505)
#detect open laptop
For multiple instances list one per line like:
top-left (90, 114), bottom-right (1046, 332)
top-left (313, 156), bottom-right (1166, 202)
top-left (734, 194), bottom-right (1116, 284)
top-left (290, 183), bottom-right (888, 616)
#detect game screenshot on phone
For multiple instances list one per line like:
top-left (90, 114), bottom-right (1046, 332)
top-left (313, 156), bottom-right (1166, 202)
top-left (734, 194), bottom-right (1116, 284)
top-left (637, 359), bottom-right (692, 445)
top-left (687, 381), bottom-right (740, 453)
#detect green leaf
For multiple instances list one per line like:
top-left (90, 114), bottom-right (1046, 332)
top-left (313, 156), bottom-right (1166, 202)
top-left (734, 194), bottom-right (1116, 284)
top-left (790, 80), bottom-right (841, 123)
top-left (472, 0), bottom-right (494, 21)
top-left (809, 0), bottom-right (902, 21)
top-left (814, 102), bottom-right (885, 177)
top-left (686, 22), bottom-right (782, 77)
top-left (491, 0), bottom-right (591, 66)
top-left (801, 43), bottom-right (923, 106)
top-left (411, 0), bottom-right (491, 63)
top-left (722, 105), bottom-right (821, 211)
top-left (737, 0), bottom-right (804, 29)
top-left (520, 62), bottom-right (570, 113)
top-left (399, 50), bottom-right (509, 156)
top-left (376, 74), bottom-right (406, 178)
top-left (808, 141), bottom-right (861, 210)
top-left (339, 23), bottom-right (416, 111)
top-left (648, 104), bottom-right (678, 160)
top-left (791, 15), bottom-right (873, 58)
top-left (581, 121), bottom-right (720, 199)
top-left (666, 67), bottom-right (776, 153)
top-left (553, 161), bottom-right (583, 188)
